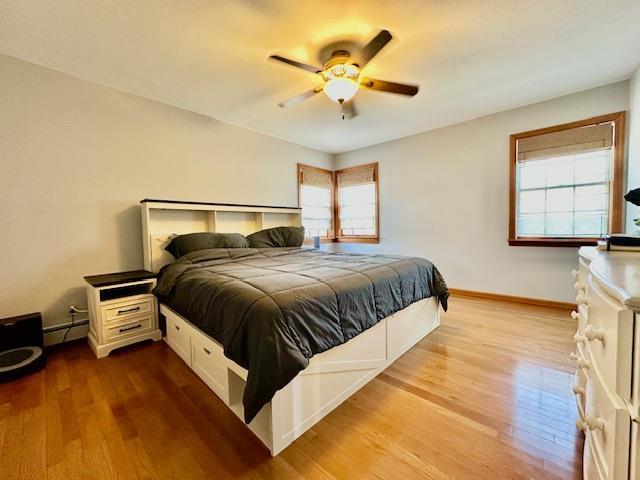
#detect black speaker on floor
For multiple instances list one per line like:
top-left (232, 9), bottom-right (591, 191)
top-left (0, 312), bottom-right (45, 383)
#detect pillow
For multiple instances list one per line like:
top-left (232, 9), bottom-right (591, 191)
top-left (247, 226), bottom-right (305, 248)
top-left (165, 232), bottom-right (249, 257)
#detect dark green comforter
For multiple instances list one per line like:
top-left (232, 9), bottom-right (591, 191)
top-left (154, 247), bottom-right (448, 423)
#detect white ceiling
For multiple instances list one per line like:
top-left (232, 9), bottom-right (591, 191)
top-left (1, 0), bottom-right (640, 153)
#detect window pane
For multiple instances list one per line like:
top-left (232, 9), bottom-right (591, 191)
top-left (546, 156), bottom-right (574, 187)
top-left (519, 190), bottom-right (545, 213)
top-left (574, 152), bottom-right (609, 184)
top-left (574, 184), bottom-right (607, 212)
top-left (574, 212), bottom-right (608, 236)
top-left (518, 214), bottom-right (545, 236)
top-left (515, 147), bottom-right (612, 239)
top-left (338, 182), bottom-right (376, 237)
top-left (546, 187), bottom-right (573, 213)
top-left (545, 213), bottom-right (573, 235)
top-left (301, 185), bottom-right (331, 238)
top-left (519, 162), bottom-right (546, 189)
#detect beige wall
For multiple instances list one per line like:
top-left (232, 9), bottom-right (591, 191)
top-left (0, 55), bottom-right (331, 340)
top-left (334, 82), bottom-right (630, 303)
top-left (627, 64), bottom-right (640, 233)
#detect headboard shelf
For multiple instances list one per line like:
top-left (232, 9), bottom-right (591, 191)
top-left (141, 199), bottom-right (302, 272)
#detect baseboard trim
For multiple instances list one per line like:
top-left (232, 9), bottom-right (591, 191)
top-left (449, 288), bottom-right (575, 311)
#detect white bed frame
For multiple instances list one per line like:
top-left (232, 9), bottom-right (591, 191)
top-left (141, 199), bottom-right (441, 455)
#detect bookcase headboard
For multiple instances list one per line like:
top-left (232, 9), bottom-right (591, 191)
top-left (140, 199), bottom-right (302, 272)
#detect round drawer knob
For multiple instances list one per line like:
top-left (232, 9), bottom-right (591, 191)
top-left (576, 293), bottom-right (590, 306)
top-left (584, 325), bottom-right (606, 343)
top-left (572, 384), bottom-right (585, 396)
top-left (571, 269), bottom-right (579, 279)
top-left (571, 310), bottom-right (579, 320)
top-left (584, 414), bottom-right (605, 431)
top-left (569, 352), bottom-right (590, 369)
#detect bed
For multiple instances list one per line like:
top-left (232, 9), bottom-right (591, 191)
top-left (141, 199), bottom-right (448, 455)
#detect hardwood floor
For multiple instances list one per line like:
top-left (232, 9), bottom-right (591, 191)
top-left (0, 296), bottom-right (583, 479)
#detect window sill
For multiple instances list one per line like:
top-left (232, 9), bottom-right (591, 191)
top-left (508, 237), bottom-right (599, 247)
top-left (334, 237), bottom-right (380, 244)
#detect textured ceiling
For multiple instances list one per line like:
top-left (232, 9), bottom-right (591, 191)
top-left (1, 0), bottom-right (640, 153)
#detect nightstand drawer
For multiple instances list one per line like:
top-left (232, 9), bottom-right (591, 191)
top-left (101, 296), bottom-right (154, 324)
top-left (103, 315), bottom-right (153, 342)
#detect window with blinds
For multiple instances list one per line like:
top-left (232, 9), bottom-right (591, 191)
top-left (298, 164), bottom-right (333, 238)
top-left (336, 163), bottom-right (378, 240)
top-left (509, 112), bottom-right (625, 246)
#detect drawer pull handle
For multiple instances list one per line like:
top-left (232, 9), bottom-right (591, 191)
top-left (118, 306), bottom-right (140, 315)
top-left (584, 325), bottom-right (605, 343)
top-left (572, 384), bottom-right (585, 396)
top-left (203, 348), bottom-right (211, 355)
top-left (584, 414), bottom-right (605, 431)
top-left (571, 269), bottom-right (579, 279)
top-left (119, 324), bottom-right (142, 333)
top-left (570, 311), bottom-right (579, 320)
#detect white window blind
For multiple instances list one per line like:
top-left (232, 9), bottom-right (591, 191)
top-left (299, 166), bottom-right (332, 238)
top-left (515, 122), bottom-right (614, 238)
top-left (337, 166), bottom-right (377, 237)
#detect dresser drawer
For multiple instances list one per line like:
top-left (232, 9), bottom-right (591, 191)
top-left (579, 364), bottom-right (630, 480)
top-left (103, 315), bottom-right (153, 342)
top-left (101, 296), bottom-right (154, 324)
top-left (191, 333), bottom-right (229, 404)
top-left (165, 311), bottom-right (192, 365)
top-left (584, 275), bottom-right (634, 401)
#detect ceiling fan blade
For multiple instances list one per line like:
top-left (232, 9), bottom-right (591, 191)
top-left (278, 86), bottom-right (323, 108)
top-left (361, 77), bottom-right (419, 97)
top-left (341, 99), bottom-right (357, 119)
top-left (357, 29), bottom-right (393, 67)
top-left (269, 55), bottom-right (321, 74)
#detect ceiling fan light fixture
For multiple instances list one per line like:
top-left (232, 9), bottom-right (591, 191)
top-left (324, 77), bottom-right (359, 103)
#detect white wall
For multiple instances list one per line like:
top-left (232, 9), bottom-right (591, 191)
top-left (334, 82), bottom-right (630, 303)
top-left (627, 64), bottom-right (640, 234)
top-left (0, 55), bottom-right (331, 340)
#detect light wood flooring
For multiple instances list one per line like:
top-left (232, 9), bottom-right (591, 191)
top-left (0, 296), bottom-right (583, 479)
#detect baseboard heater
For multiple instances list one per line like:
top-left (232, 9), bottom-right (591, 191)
top-left (42, 319), bottom-right (89, 334)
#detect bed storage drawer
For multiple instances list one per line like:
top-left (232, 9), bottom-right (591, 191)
top-left (585, 275), bottom-right (634, 401)
top-left (191, 333), bottom-right (229, 404)
top-left (165, 311), bottom-right (192, 365)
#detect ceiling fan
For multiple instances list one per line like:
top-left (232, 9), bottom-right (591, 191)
top-left (269, 29), bottom-right (419, 119)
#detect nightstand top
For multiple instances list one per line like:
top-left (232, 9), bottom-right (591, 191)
top-left (84, 270), bottom-right (156, 288)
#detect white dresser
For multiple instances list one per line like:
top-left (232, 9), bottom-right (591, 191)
top-left (573, 247), bottom-right (640, 479)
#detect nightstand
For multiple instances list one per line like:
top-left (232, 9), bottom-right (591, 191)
top-left (84, 270), bottom-right (162, 358)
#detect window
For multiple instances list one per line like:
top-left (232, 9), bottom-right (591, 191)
top-left (509, 112), bottom-right (625, 246)
top-left (335, 163), bottom-right (379, 242)
top-left (298, 164), bottom-right (334, 239)
top-left (297, 162), bottom-right (379, 243)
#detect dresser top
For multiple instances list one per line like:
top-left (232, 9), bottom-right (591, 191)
top-left (580, 246), bottom-right (640, 310)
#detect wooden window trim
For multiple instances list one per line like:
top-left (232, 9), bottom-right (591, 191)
top-left (297, 163), bottom-right (335, 240)
top-left (297, 162), bottom-right (380, 244)
top-left (335, 162), bottom-right (380, 243)
top-left (508, 111), bottom-right (626, 247)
